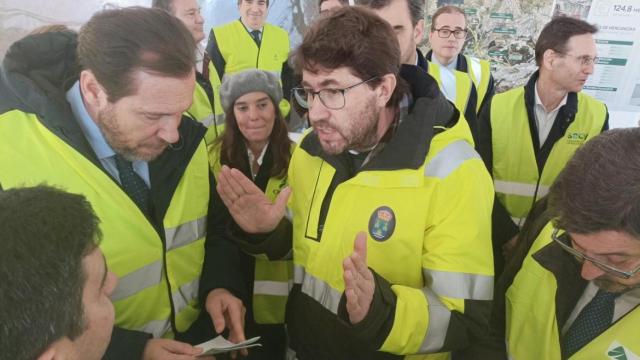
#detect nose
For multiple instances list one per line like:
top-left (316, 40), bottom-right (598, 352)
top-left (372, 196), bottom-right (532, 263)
top-left (105, 270), bottom-right (118, 297)
top-left (248, 106), bottom-right (260, 121)
top-left (581, 260), bottom-right (606, 281)
top-left (584, 62), bottom-right (595, 75)
top-left (196, 12), bottom-right (204, 24)
top-left (157, 115), bottom-right (181, 144)
top-left (307, 94), bottom-right (330, 123)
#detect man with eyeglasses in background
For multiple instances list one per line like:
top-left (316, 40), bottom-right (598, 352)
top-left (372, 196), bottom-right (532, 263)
top-left (477, 16), bottom-right (608, 276)
top-left (426, 5), bottom-right (495, 141)
top-left (214, 6), bottom-right (494, 359)
top-left (471, 128), bottom-right (640, 359)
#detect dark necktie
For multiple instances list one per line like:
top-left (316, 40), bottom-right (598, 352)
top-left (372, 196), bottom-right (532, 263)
top-left (113, 154), bottom-right (150, 215)
top-left (562, 289), bottom-right (618, 358)
top-left (250, 30), bottom-right (261, 47)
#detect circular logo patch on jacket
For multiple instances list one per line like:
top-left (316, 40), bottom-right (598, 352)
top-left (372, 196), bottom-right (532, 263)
top-left (368, 206), bottom-right (396, 242)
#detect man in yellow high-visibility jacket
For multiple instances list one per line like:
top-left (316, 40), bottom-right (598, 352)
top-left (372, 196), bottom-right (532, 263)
top-left (206, 0), bottom-right (290, 117)
top-left (477, 16), bottom-right (608, 276)
top-left (0, 7), bottom-right (222, 359)
top-left (214, 7), bottom-right (494, 359)
top-left (472, 128), bottom-right (640, 359)
top-left (426, 5), bottom-right (495, 141)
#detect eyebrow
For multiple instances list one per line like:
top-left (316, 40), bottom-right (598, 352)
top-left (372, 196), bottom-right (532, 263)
top-left (301, 79), bottom-right (340, 88)
top-left (235, 96), bottom-right (270, 105)
top-left (570, 239), bottom-right (631, 258)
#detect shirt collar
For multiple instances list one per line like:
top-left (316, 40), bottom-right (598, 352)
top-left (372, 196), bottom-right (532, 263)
top-left (534, 80), bottom-right (568, 113)
top-left (240, 18), bottom-right (263, 33)
top-left (431, 53), bottom-right (458, 71)
top-left (247, 141), bottom-right (269, 167)
top-left (66, 81), bottom-right (116, 161)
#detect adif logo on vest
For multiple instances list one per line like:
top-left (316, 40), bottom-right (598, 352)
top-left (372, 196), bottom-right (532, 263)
top-left (607, 341), bottom-right (640, 360)
top-left (566, 132), bottom-right (588, 145)
top-left (368, 206), bottom-right (396, 242)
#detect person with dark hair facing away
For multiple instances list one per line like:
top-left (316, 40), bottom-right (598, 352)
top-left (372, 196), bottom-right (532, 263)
top-left (477, 16), bottom-right (609, 276)
top-left (206, 0), bottom-right (290, 118)
top-left (214, 7), bottom-right (494, 359)
top-left (475, 128), bottom-right (640, 358)
top-left (203, 69), bottom-right (293, 359)
top-left (0, 186), bottom-right (117, 360)
top-left (0, 7), bottom-right (222, 359)
top-left (152, 0), bottom-right (225, 142)
top-left (425, 5), bottom-right (495, 141)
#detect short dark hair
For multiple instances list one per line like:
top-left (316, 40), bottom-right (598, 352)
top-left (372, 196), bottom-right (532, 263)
top-left (549, 128), bottom-right (640, 238)
top-left (0, 186), bottom-right (102, 359)
top-left (237, 0), bottom-right (270, 7)
top-left (356, 0), bottom-right (424, 26)
top-left (430, 5), bottom-right (466, 30)
top-left (535, 16), bottom-right (598, 66)
top-left (293, 6), bottom-right (406, 108)
top-left (216, 98), bottom-right (291, 179)
top-left (77, 7), bottom-right (195, 102)
top-left (151, 0), bottom-right (175, 13)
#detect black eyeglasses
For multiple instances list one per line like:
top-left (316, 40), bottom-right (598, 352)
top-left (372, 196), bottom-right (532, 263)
top-left (552, 228), bottom-right (640, 279)
top-left (433, 27), bottom-right (467, 39)
top-left (291, 77), bottom-right (378, 110)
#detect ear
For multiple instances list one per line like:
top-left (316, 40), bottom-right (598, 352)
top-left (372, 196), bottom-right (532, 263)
top-left (375, 73), bottom-right (397, 108)
top-left (37, 337), bottom-right (76, 360)
top-left (542, 49), bottom-right (558, 71)
top-left (413, 19), bottom-right (425, 46)
top-left (79, 70), bottom-right (109, 112)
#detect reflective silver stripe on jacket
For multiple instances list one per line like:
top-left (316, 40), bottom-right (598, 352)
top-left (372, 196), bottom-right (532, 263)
top-left (424, 140), bottom-right (480, 179)
top-left (200, 114), bottom-right (215, 128)
top-left (295, 265), bottom-right (341, 314)
top-left (110, 260), bottom-right (163, 302)
top-left (138, 318), bottom-right (172, 338)
top-left (419, 287), bottom-right (452, 352)
top-left (494, 180), bottom-right (550, 198)
top-left (172, 278), bottom-right (200, 315)
top-left (423, 269), bottom-right (493, 301)
top-left (165, 216), bottom-right (207, 251)
top-left (254, 280), bottom-right (293, 296)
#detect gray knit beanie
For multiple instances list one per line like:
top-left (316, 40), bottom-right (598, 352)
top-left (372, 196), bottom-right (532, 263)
top-left (219, 69), bottom-right (283, 113)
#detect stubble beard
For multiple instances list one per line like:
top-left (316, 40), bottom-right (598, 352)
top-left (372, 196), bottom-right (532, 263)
top-left (320, 96), bottom-right (381, 155)
top-left (96, 106), bottom-right (165, 162)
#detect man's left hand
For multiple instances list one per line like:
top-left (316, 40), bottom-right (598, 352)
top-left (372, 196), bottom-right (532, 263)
top-left (343, 232), bottom-right (375, 325)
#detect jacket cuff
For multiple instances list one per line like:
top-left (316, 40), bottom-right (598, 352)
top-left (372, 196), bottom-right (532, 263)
top-left (103, 326), bottom-right (151, 360)
top-left (337, 268), bottom-right (397, 350)
top-left (227, 218), bottom-right (292, 260)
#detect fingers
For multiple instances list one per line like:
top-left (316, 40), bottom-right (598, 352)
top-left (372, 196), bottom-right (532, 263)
top-left (229, 167), bottom-right (262, 196)
top-left (226, 302), bottom-right (247, 344)
top-left (162, 339), bottom-right (202, 356)
top-left (274, 186), bottom-right (292, 212)
top-left (209, 296), bottom-right (226, 334)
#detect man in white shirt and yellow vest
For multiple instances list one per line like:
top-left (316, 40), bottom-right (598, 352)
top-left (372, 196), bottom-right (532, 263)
top-left (426, 5), bottom-right (495, 141)
top-left (477, 16), bottom-right (608, 275)
top-left (206, 0), bottom-right (290, 117)
top-left (475, 128), bottom-right (640, 359)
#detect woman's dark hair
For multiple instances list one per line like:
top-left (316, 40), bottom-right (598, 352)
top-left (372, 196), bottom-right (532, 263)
top-left (216, 97), bottom-right (291, 178)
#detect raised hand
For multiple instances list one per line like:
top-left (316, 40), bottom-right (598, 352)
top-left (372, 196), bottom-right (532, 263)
top-left (216, 165), bottom-right (291, 233)
top-left (342, 232), bottom-right (375, 325)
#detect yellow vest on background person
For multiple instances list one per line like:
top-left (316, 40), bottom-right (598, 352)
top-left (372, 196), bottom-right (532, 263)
top-left (0, 110), bottom-right (210, 338)
top-left (211, 20), bottom-right (290, 117)
top-left (188, 62), bottom-right (224, 144)
top-left (490, 89), bottom-right (606, 227)
top-left (208, 141), bottom-right (293, 324)
top-left (428, 61), bottom-right (473, 121)
top-left (465, 56), bottom-right (491, 114)
top-left (505, 223), bottom-right (640, 359)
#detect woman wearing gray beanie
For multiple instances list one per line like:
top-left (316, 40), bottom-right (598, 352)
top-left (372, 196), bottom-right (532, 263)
top-left (203, 69), bottom-right (293, 360)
